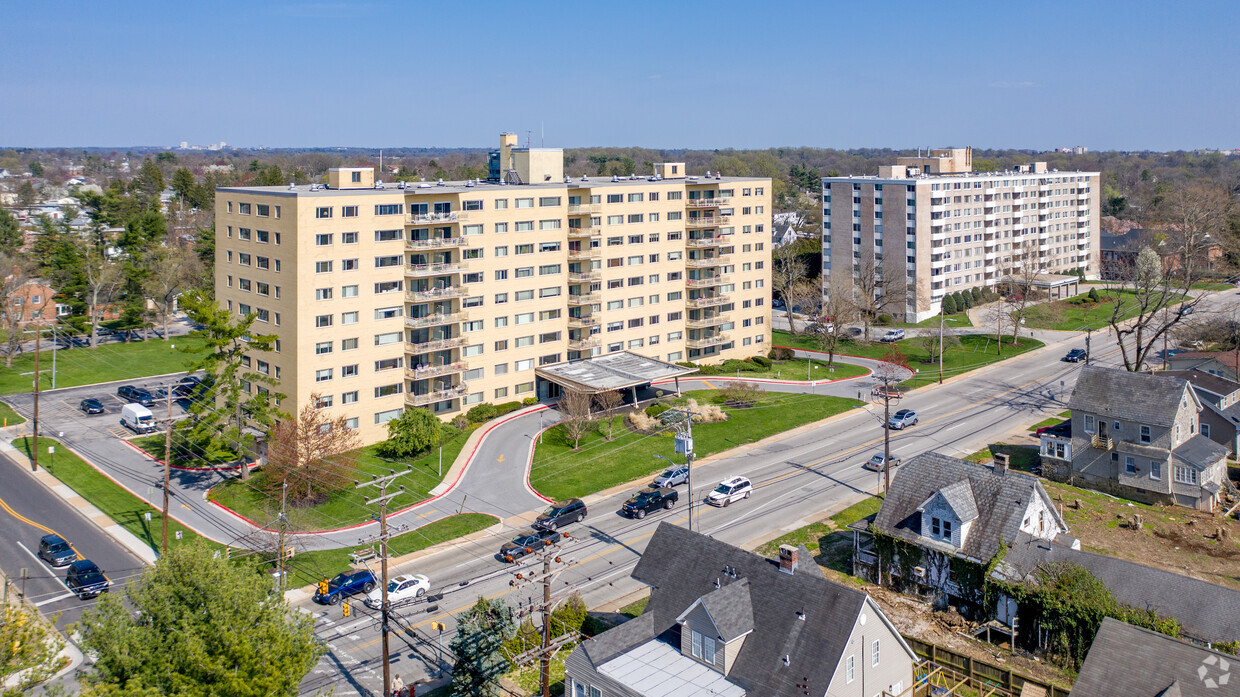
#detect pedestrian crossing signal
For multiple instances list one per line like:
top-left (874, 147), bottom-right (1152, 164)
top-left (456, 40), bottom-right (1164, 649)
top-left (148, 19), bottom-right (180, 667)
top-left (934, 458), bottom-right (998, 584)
top-left (342, 600), bottom-right (350, 618)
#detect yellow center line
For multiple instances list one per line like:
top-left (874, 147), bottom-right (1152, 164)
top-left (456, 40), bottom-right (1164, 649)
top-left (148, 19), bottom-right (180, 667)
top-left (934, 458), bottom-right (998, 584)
top-left (0, 494), bottom-right (82, 561)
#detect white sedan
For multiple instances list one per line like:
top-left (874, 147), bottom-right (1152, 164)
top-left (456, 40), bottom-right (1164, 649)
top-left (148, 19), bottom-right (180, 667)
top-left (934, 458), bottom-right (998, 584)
top-left (364, 574), bottom-right (430, 608)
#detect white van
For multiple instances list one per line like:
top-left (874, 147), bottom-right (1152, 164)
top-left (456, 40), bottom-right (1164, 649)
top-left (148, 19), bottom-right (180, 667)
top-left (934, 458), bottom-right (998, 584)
top-left (120, 403), bottom-right (157, 434)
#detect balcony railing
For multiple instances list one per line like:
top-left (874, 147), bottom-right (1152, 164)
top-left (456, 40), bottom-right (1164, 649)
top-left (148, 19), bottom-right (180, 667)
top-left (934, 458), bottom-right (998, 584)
top-left (686, 198), bottom-right (730, 208)
top-left (686, 275), bottom-right (731, 288)
top-left (567, 227), bottom-right (599, 239)
top-left (685, 216), bottom-right (731, 228)
top-left (567, 293), bottom-right (600, 305)
top-left (687, 334), bottom-right (730, 349)
top-left (407, 212), bottom-right (469, 224)
top-left (405, 362), bottom-right (467, 381)
top-left (568, 337), bottom-right (601, 350)
top-left (405, 312), bottom-right (468, 329)
top-left (567, 204), bottom-right (601, 215)
top-left (406, 236), bottom-right (468, 250)
top-left (686, 314), bottom-right (728, 329)
top-left (568, 247), bottom-right (601, 260)
top-left (1091, 434), bottom-right (1113, 450)
top-left (686, 294), bottom-right (730, 308)
top-left (686, 236), bottom-right (726, 248)
top-left (406, 286), bottom-right (469, 302)
top-left (568, 271), bottom-right (601, 283)
top-left (406, 262), bottom-right (468, 277)
top-left (406, 336), bottom-right (467, 354)
top-left (407, 385), bottom-right (469, 407)
top-left (567, 315), bottom-right (599, 329)
top-left (686, 255), bottom-right (730, 268)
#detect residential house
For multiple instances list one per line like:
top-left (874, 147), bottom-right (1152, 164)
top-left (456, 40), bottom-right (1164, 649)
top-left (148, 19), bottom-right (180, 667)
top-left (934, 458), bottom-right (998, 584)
top-left (1066, 365), bottom-right (1229, 510)
top-left (1100, 228), bottom-right (1224, 281)
top-left (1167, 349), bottom-right (1240, 382)
top-left (6, 279), bottom-right (62, 326)
top-left (565, 523), bottom-right (917, 697)
top-left (1072, 618), bottom-right (1236, 697)
top-left (1163, 369), bottom-right (1240, 456)
top-left (850, 452), bottom-right (1068, 609)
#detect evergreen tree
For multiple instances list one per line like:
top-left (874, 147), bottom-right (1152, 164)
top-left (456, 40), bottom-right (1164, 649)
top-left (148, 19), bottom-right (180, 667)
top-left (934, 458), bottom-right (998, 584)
top-left (942, 294), bottom-right (957, 314)
top-left (134, 158), bottom-right (166, 199)
top-left (0, 208), bottom-right (22, 254)
top-left (450, 596), bottom-right (515, 697)
top-left (171, 167), bottom-right (196, 202)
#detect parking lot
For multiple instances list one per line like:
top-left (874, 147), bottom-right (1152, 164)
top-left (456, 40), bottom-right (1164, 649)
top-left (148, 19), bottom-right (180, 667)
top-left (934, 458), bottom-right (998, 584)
top-left (5, 375), bottom-right (195, 444)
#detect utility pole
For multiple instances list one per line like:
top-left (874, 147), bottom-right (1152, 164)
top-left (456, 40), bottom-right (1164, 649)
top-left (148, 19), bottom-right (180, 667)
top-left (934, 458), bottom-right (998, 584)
top-left (357, 467), bottom-right (412, 697)
top-left (938, 306), bottom-right (945, 385)
top-left (1085, 327), bottom-right (1092, 366)
top-left (883, 387), bottom-right (892, 494)
top-left (162, 388), bottom-right (173, 553)
top-left (995, 295), bottom-right (1004, 356)
top-left (511, 545), bottom-right (580, 697)
top-left (31, 327), bottom-right (40, 473)
top-left (276, 481), bottom-right (288, 590)
top-left (672, 408), bottom-right (696, 532)
top-left (50, 324), bottom-right (56, 390)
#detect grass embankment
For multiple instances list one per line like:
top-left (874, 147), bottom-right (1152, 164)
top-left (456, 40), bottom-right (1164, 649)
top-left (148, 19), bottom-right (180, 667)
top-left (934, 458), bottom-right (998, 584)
top-left (1020, 289), bottom-right (1146, 331)
top-left (0, 400), bottom-right (25, 426)
top-left (755, 496), bottom-right (884, 578)
top-left (774, 330), bottom-right (1044, 389)
top-left (1192, 281), bottom-right (1234, 291)
top-left (1028, 410), bottom-right (1073, 431)
top-left (695, 357), bottom-right (869, 382)
top-left (208, 430), bottom-right (472, 531)
top-left (529, 390), bottom-right (862, 501)
top-left (130, 434), bottom-right (238, 467)
top-left (0, 337), bottom-right (204, 395)
top-left (912, 312), bottom-right (974, 328)
top-left (12, 437), bottom-right (210, 554)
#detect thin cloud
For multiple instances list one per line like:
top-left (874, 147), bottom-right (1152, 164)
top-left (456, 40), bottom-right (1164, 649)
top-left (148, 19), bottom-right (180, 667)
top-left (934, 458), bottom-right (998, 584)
top-left (988, 81), bottom-right (1036, 89)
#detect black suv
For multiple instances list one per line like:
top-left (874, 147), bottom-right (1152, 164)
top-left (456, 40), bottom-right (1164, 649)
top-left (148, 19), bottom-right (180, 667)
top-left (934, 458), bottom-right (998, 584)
top-left (620, 487), bottom-right (678, 519)
top-left (499, 529), bottom-right (563, 562)
top-left (38, 534), bottom-right (77, 567)
top-left (66, 560), bottom-right (110, 599)
top-left (534, 499), bottom-right (587, 531)
top-left (117, 385), bottom-right (154, 406)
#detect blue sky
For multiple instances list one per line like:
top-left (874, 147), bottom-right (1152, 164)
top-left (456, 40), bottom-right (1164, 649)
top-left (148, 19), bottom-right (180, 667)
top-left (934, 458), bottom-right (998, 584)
top-left (1, 0), bottom-right (1237, 151)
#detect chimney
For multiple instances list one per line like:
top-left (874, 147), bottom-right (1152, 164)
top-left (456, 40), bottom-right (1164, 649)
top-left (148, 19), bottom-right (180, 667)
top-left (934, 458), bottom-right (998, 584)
top-left (778, 545), bottom-right (798, 575)
top-left (994, 452), bottom-right (1010, 476)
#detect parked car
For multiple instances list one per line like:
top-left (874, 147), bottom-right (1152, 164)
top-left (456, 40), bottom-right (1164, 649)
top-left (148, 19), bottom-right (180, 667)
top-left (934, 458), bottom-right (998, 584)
top-left (499, 529), bottom-right (562, 562)
top-left (879, 329), bottom-right (905, 343)
top-left (37, 534), bottom-right (77, 567)
top-left (706, 476), bottom-right (752, 507)
top-left (79, 398), bottom-right (105, 415)
top-left (120, 403), bottom-right (157, 434)
top-left (621, 487), bottom-right (678, 519)
top-left (364, 574), bottom-right (429, 609)
top-left (116, 385), bottom-right (155, 407)
top-left (66, 560), bottom-right (110, 599)
top-left (534, 498), bottom-right (587, 531)
top-left (314, 570), bottom-right (377, 605)
top-left (173, 375), bottom-right (202, 397)
top-left (888, 409), bottom-right (919, 430)
top-left (1063, 348), bottom-right (1088, 363)
top-left (653, 465), bottom-right (689, 487)
top-left (862, 453), bottom-right (902, 472)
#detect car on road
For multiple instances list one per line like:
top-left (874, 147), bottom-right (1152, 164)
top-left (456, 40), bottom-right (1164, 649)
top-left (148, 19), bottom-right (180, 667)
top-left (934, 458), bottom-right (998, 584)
top-left (66, 559), bottom-right (110, 599)
top-left (1180, 305), bottom-right (1195, 316)
top-left (862, 453), bottom-right (902, 472)
top-left (314, 570), bottom-right (377, 605)
top-left (1063, 348), bottom-right (1088, 363)
top-left (79, 398), bottom-right (105, 415)
top-left (38, 534), bottom-right (78, 567)
top-left (364, 574), bottom-right (429, 609)
top-left (706, 476), bottom-right (752, 507)
top-left (534, 498), bottom-right (587, 531)
top-left (116, 385), bottom-right (155, 407)
top-left (888, 409), bottom-right (919, 429)
top-left (499, 529), bottom-right (563, 562)
top-left (653, 465), bottom-right (689, 487)
top-left (879, 329), bottom-right (905, 343)
top-left (621, 487), bottom-right (678, 519)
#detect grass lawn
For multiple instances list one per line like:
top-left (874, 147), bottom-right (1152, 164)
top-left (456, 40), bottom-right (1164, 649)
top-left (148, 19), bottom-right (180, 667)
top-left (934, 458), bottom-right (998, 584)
top-left (1028, 411), bottom-right (1071, 431)
top-left (755, 495), bottom-right (883, 579)
top-left (11, 437), bottom-right (212, 554)
top-left (774, 330), bottom-right (1043, 390)
top-left (964, 444), bottom-right (1041, 472)
top-left (695, 357), bottom-right (869, 382)
top-left (208, 430), bottom-right (472, 531)
top-left (286, 513), bottom-right (498, 587)
top-left (1020, 289), bottom-right (1143, 331)
top-left (1192, 281), bottom-right (1234, 291)
top-left (911, 312), bottom-right (974, 328)
top-left (0, 400), bottom-right (25, 426)
top-left (0, 337), bottom-right (205, 395)
top-left (529, 390), bottom-right (862, 501)
top-left (619, 596), bottom-right (649, 619)
top-left (130, 434), bottom-right (238, 467)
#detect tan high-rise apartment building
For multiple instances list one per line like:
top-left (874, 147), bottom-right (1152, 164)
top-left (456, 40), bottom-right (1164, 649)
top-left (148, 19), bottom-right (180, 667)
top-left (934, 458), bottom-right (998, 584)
top-left (214, 135), bottom-right (772, 445)
top-left (822, 148), bottom-right (1100, 322)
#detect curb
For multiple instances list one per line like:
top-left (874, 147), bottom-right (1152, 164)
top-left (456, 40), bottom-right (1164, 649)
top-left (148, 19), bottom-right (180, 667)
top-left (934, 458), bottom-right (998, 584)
top-left (121, 438), bottom-right (258, 472)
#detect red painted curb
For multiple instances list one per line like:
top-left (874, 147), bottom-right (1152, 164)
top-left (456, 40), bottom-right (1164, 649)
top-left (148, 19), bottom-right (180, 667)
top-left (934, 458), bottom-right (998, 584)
top-left (523, 423), bottom-right (557, 504)
top-left (122, 438), bottom-right (257, 472)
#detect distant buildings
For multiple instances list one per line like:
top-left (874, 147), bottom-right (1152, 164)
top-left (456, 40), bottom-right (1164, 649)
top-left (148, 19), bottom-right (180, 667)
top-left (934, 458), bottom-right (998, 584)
top-left (1099, 228), bottom-right (1223, 280)
top-left (822, 147), bottom-right (1101, 322)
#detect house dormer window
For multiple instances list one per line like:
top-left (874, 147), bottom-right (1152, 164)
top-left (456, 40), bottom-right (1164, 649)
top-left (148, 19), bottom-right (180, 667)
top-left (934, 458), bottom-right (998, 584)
top-left (1139, 425), bottom-right (1151, 444)
top-left (690, 630), bottom-right (716, 664)
top-left (931, 517), bottom-right (940, 536)
top-left (942, 519), bottom-right (952, 539)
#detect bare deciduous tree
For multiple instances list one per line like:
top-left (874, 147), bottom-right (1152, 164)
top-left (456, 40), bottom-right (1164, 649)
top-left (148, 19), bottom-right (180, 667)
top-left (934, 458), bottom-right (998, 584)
top-left (0, 255), bottom-right (39, 368)
top-left (593, 390), bottom-right (624, 441)
top-left (918, 322), bottom-right (960, 365)
top-left (558, 388), bottom-right (594, 450)
top-left (262, 393), bottom-right (360, 506)
top-left (143, 243), bottom-right (199, 339)
top-left (1108, 246), bottom-right (1193, 371)
top-left (815, 289), bottom-right (857, 366)
top-left (783, 280), bottom-right (822, 335)
top-left (772, 243), bottom-right (807, 332)
top-left (854, 256), bottom-right (883, 340)
top-left (1006, 241), bottom-right (1047, 344)
top-left (81, 242), bottom-right (121, 349)
top-left (1155, 181), bottom-right (1233, 283)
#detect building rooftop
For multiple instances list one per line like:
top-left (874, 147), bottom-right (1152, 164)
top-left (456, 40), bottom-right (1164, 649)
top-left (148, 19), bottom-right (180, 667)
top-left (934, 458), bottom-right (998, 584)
top-left (536, 351), bottom-right (696, 394)
top-left (822, 168), bottom-right (1097, 183)
top-left (218, 173), bottom-right (765, 198)
top-left (597, 638), bottom-right (746, 697)
top-left (1072, 618), bottom-right (1235, 697)
top-left (1068, 365), bottom-right (1195, 429)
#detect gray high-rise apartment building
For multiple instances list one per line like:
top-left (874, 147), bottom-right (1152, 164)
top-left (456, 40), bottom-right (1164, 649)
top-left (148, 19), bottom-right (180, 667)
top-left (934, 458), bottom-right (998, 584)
top-left (822, 148), bottom-right (1100, 322)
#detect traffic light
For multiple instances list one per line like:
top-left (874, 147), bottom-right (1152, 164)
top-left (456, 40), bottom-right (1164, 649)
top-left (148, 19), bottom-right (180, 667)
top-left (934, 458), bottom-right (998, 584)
top-left (342, 599), bottom-right (350, 618)
top-left (317, 579), bottom-right (329, 596)
top-left (430, 621), bottom-right (445, 632)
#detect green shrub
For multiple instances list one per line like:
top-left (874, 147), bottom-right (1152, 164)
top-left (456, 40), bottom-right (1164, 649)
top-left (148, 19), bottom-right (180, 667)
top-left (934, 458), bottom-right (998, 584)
top-left (1088, 287), bottom-right (1100, 302)
top-left (750, 355), bottom-right (772, 368)
top-left (494, 401), bottom-right (524, 416)
top-left (875, 314), bottom-right (893, 326)
top-left (438, 423), bottom-right (461, 443)
top-left (769, 347), bottom-right (795, 360)
top-left (942, 295), bottom-right (958, 314)
top-left (645, 403), bottom-right (670, 418)
top-left (466, 403), bottom-right (499, 423)
top-left (960, 292), bottom-right (973, 309)
top-left (522, 397), bottom-right (538, 406)
top-left (970, 288), bottom-right (982, 303)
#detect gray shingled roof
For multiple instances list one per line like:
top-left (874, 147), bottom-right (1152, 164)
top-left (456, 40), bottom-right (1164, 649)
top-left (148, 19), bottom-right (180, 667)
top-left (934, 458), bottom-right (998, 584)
top-left (924, 479), bottom-right (979, 522)
top-left (1072, 618), bottom-right (1235, 697)
top-left (1069, 365), bottom-right (1194, 428)
top-left (1171, 434), bottom-right (1228, 470)
top-left (1162, 369), bottom-right (1240, 400)
top-left (873, 452), bottom-right (1063, 562)
top-left (687, 578), bottom-right (754, 643)
top-left (579, 612), bottom-right (657, 666)
top-left (1002, 534), bottom-right (1240, 644)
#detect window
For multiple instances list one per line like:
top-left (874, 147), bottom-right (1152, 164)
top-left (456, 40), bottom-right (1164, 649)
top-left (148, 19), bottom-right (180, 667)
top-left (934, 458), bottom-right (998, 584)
top-left (1125, 455), bottom-right (1136, 474)
top-left (931, 517), bottom-right (941, 537)
top-left (375, 281), bottom-right (402, 294)
top-left (316, 288), bottom-right (333, 301)
top-left (691, 630), bottom-right (702, 658)
top-left (315, 369), bottom-right (333, 382)
top-left (539, 196), bottom-right (561, 207)
top-left (342, 205), bottom-right (358, 218)
top-left (1201, 423), bottom-right (1211, 438)
top-left (1175, 466), bottom-right (1199, 485)
top-left (315, 314), bottom-right (333, 328)
top-left (1084, 414), bottom-right (1095, 434)
top-left (315, 206), bottom-right (332, 219)
top-left (374, 306), bottom-right (402, 320)
top-left (943, 519), bottom-right (953, 539)
top-left (463, 343), bottom-right (484, 357)
top-left (315, 261), bottom-right (332, 274)
top-left (342, 391), bottom-right (358, 404)
top-left (846, 655), bottom-right (855, 683)
top-left (375, 357), bottom-right (402, 372)
top-left (315, 395), bottom-right (333, 409)
top-left (342, 338), bottom-right (359, 351)
top-left (375, 408), bottom-right (402, 424)
top-left (516, 267), bottom-right (534, 279)
top-left (516, 358), bottom-right (534, 371)
top-left (375, 229), bottom-right (403, 242)
top-left (342, 364), bottom-right (359, 378)
top-left (315, 341), bottom-right (332, 355)
top-left (1151, 460), bottom-right (1162, 480)
top-left (375, 204), bottom-right (403, 216)
top-left (515, 197), bottom-right (534, 209)
top-left (375, 255), bottom-right (401, 268)
top-left (342, 311), bottom-right (359, 324)
top-left (238, 253), bottom-right (252, 266)
top-left (342, 258), bottom-right (358, 271)
top-left (1139, 424), bottom-right (1151, 443)
top-left (342, 284), bottom-right (359, 298)
top-left (315, 233), bottom-right (333, 246)
top-left (872, 639), bottom-right (880, 667)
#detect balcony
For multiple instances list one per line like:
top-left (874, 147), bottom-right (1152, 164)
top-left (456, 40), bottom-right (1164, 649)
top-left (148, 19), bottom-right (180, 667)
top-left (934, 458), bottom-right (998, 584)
top-left (406, 236), bottom-right (468, 250)
top-left (1091, 434), bottom-right (1113, 450)
top-left (1077, 192), bottom-right (1090, 201)
top-left (405, 312), bottom-right (468, 329)
top-left (686, 255), bottom-right (729, 268)
top-left (567, 293), bottom-right (600, 305)
top-left (687, 314), bottom-right (728, 329)
top-left (406, 285), bottom-right (468, 302)
top-left (568, 271), bottom-right (601, 283)
top-left (687, 333), bottom-right (730, 349)
top-left (929, 204), bottom-right (946, 214)
top-left (407, 211), bottom-right (469, 224)
top-left (686, 236), bottom-right (725, 249)
top-left (568, 336), bottom-right (601, 351)
top-left (686, 216), bottom-right (731, 229)
top-left (405, 362), bottom-right (466, 381)
top-left (567, 315), bottom-right (599, 329)
top-left (930, 231), bottom-right (948, 243)
top-left (407, 385), bottom-right (469, 407)
top-left (567, 227), bottom-right (599, 239)
top-left (1038, 183), bottom-right (1052, 192)
top-left (406, 336), bottom-right (467, 354)
top-left (984, 187), bottom-right (996, 195)
top-left (406, 262), bottom-right (467, 277)
top-left (568, 247), bottom-right (601, 261)
top-left (567, 204), bottom-right (601, 215)
top-left (686, 198), bottom-right (730, 208)
top-left (686, 294), bottom-right (730, 308)
top-left (686, 275), bottom-right (731, 288)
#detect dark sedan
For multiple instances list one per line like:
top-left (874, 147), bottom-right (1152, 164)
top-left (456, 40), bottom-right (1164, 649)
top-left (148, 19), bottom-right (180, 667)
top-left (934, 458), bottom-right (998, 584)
top-left (79, 398), bottom-right (105, 414)
top-left (533, 498), bottom-right (587, 531)
top-left (66, 560), bottom-right (110, 599)
top-left (620, 487), bottom-right (678, 519)
top-left (500, 529), bottom-right (563, 562)
top-left (314, 570), bottom-right (377, 605)
top-left (38, 534), bottom-right (78, 567)
top-left (1063, 348), bottom-right (1088, 363)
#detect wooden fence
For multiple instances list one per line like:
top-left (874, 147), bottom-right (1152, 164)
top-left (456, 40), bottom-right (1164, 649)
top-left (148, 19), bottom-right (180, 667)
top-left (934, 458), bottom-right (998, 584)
top-left (902, 634), bottom-right (1072, 697)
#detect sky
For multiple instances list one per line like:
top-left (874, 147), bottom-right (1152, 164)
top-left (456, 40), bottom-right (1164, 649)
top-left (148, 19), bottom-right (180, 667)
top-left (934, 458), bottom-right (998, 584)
top-left (1, 0), bottom-right (1238, 152)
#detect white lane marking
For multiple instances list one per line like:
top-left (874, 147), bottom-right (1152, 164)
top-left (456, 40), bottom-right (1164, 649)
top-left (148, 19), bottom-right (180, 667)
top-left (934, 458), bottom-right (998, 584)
top-left (15, 541), bottom-right (72, 592)
top-left (35, 591), bottom-right (78, 606)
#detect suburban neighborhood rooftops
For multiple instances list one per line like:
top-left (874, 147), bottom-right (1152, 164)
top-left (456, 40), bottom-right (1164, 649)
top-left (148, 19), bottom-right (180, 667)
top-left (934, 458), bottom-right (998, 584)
top-left (1161, 369), bottom-right (1240, 400)
top-left (1069, 365), bottom-right (1195, 428)
top-left (535, 351), bottom-right (696, 394)
top-left (677, 578), bottom-right (754, 643)
top-left (597, 637), bottom-right (746, 697)
top-left (1071, 618), bottom-right (1235, 697)
top-left (1171, 434), bottom-right (1228, 470)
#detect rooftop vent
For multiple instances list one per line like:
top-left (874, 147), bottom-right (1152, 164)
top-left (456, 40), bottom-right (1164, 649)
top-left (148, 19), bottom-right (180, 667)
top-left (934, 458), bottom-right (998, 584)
top-left (397, 182), bottom-right (406, 189)
top-left (437, 178), bottom-right (445, 186)
top-left (581, 175), bottom-right (588, 181)
top-left (288, 182), bottom-right (296, 190)
top-left (705, 170), bottom-right (712, 177)
top-left (611, 175), bottom-right (619, 182)
top-left (465, 180), bottom-right (474, 187)
top-left (782, 655), bottom-right (790, 666)
top-left (418, 183), bottom-right (432, 189)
